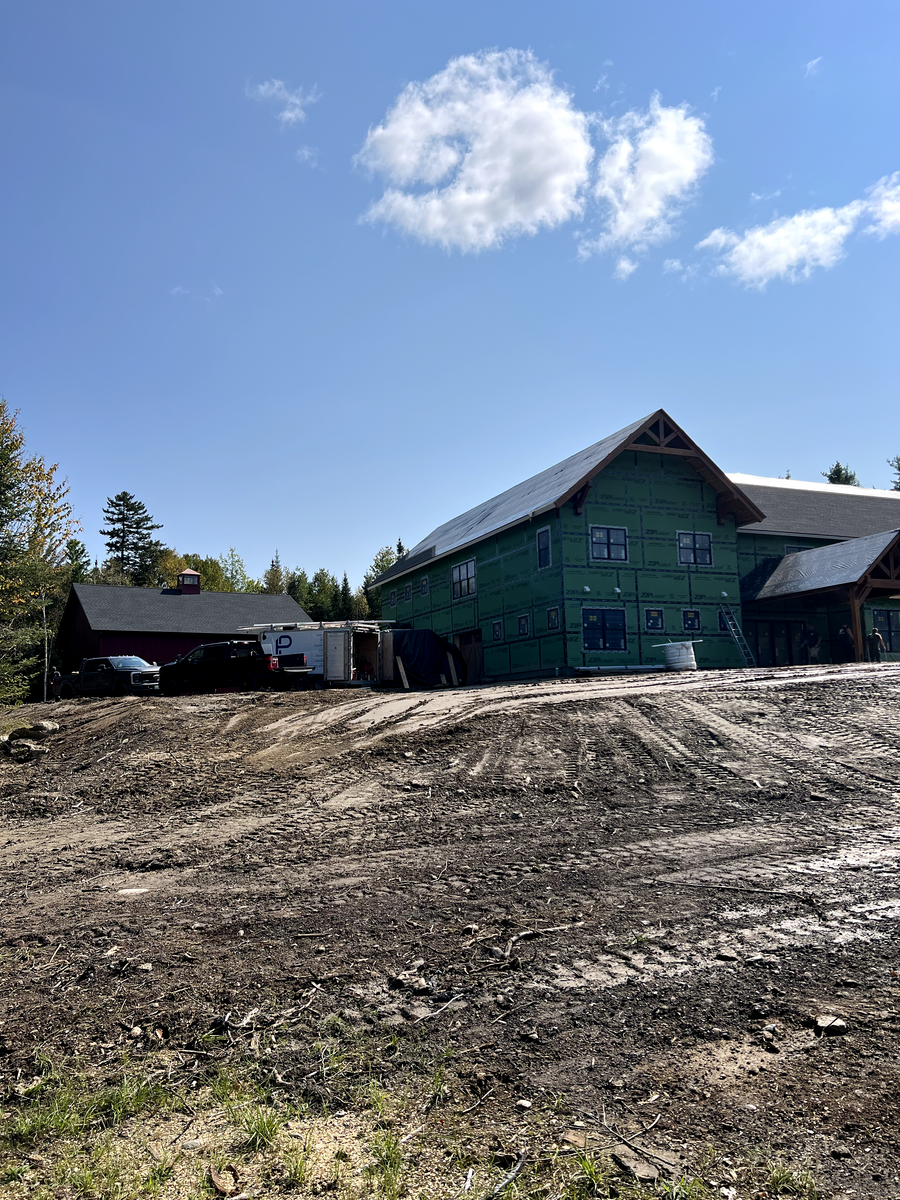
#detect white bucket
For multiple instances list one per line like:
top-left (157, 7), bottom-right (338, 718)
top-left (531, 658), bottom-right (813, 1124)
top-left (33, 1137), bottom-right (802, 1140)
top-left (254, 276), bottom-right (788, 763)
top-left (660, 641), bottom-right (697, 671)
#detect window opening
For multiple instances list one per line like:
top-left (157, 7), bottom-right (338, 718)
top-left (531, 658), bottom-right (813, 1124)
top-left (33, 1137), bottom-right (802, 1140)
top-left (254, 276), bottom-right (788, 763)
top-left (644, 608), bottom-right (664, 632)
top-left (682, 609), bottom-right (702, 632)
top-left (677, 531), bottom-right (712, 566)
top-left (492, 620), bottom-right (503, 642)
top-left (389, 589), bottom-right (397, 608)
top-left (590, 526), bottom-right (628, 562)
top-left (518, 614), bottom-right (530, 637)
top-left (582, 608), bottom-right (627, 652)
top-left (421, 576), bottom-right (429, 596)
top-left (547, 607), bottom-right (560, 631)
top-left (451, 559), bottom-right (477, 600)
top-left (403, 583), bottom-right (412, 603)
top-left (537, 527), bottom-right (551, 569)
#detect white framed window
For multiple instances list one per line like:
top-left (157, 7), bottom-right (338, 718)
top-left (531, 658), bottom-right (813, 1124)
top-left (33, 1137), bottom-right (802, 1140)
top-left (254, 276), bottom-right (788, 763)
top-left (451, 558), bottom-right (476, 600)
top-left (537, 527), bottom-right (551, 569)
top-left (590, 526), bottom-right (628, 562)
top-left (677, 532), bottom-right (712, 566)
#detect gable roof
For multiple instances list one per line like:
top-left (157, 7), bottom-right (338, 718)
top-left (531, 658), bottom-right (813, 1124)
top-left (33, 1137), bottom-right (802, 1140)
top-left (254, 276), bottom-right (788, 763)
top-left (70, 584), bottom-right (311, 635)
top-left (376, 410), bottom-right (764, 586)
top-left (729, 474), bottom-right (900, 540)
top-left (742, 529), bottom-right (900, 602)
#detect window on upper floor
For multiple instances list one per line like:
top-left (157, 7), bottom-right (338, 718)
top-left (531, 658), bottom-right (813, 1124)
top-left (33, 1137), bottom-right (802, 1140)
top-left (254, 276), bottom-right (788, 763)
top-left (518, 614), bottom-right (530, 637)
top-left (492, 620), bottom-right (503, 642)
top-left (677, 531), bottom-right (712, 566)
top-left (644, 608), bottom-right (665, 632)
top-left (451, 559), bottom-right (476, 600)
top-left (389, 589), bottom-right (397, 608)
top-left (420, 576), bottom-right (429, 596)
top-left (403, 583), bottom-right (412, 603)
top-left (547, 607), bottom-right (560, 631)
top-left (537, 527), bottom-right (551, 569)
top-left (590, 526), bottom-right (628, 562)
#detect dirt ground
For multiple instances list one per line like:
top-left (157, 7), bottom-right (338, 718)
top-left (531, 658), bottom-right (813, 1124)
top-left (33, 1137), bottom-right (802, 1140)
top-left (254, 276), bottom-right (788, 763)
top-left (1, 662), bottom-right (899, 1199)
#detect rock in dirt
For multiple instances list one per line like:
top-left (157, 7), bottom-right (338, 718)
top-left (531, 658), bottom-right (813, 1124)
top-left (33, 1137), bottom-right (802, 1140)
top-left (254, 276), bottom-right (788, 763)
top-left (5, 739), bottom-right (49, 763)
top-left (716, 948), bottom-right (739, 962)
top-left (816, 1015), bottom-right (848, 1036)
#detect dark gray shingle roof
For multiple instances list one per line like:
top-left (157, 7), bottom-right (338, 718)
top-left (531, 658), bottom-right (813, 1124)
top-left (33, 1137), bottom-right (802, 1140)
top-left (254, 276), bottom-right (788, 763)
top-left (743, 529), bottom-right (900, 601)
top-left (730, 475), bottom-right (900, 540)
top-left (72, 584), bottom-right (310, 634)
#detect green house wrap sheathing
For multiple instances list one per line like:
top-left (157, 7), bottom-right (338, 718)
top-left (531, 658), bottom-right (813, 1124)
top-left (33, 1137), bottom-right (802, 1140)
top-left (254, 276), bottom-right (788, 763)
top-left (380, 425), bottom-right (752, 677)
top-left (376, 411), bottom-right (900, 679)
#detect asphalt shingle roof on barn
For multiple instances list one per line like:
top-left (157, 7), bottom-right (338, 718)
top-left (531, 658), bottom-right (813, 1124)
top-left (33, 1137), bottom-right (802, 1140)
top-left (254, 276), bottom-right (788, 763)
top-left (71, 584), bottom-right (310, 634)
top-left (729, 474), bottom-right (900, 540)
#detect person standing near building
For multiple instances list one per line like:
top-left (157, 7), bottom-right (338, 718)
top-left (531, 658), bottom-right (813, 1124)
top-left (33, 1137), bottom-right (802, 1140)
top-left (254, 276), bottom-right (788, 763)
top-left (867, 625), bottom-right (887, 662)
top-left (805, 625), bottom-right (821, 664)
top-left (836, 624), bottom-right (855, 663)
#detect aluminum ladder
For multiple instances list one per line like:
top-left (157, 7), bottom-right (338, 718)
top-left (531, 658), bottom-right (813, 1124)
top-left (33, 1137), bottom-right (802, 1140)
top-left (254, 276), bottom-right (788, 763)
top-left (719, 604), bottom-right (756, 667)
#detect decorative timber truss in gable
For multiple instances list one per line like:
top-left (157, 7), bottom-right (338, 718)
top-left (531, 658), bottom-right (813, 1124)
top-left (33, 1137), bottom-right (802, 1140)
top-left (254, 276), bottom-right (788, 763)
top-left (555, 409), bottom-right (765, 528)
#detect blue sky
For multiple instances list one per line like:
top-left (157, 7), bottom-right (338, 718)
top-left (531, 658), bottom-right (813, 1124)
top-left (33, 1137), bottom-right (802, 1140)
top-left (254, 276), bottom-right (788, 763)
top-left (2, 1), bottom-right (898, 583)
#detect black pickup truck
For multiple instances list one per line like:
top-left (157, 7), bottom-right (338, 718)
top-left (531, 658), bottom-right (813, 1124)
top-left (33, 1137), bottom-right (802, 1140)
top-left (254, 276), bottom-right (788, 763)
top-left (54, 656), bottom-right (160, 699)
top-left (158, 640), bottom-right (308, 696)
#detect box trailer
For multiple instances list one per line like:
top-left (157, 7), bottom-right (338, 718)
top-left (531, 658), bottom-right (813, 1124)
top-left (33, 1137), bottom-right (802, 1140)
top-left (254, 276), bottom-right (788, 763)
top-left (238, 622), bottom-right (389, 686)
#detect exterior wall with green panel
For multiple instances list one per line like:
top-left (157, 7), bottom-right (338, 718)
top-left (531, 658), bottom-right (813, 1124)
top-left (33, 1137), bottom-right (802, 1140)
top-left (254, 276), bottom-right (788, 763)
top-left (383, 448), bottom-right (747, 678)
top-left (736, 530), bottom-right (835, 581)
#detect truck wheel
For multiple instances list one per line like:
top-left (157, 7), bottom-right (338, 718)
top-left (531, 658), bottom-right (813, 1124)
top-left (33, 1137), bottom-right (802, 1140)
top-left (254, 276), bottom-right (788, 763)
top-left (160, 680), bottom-right (179, 696)
top-left (240, 675), bottom-right (258, 692)
top-left (59, 684), bottom-right (75, 700)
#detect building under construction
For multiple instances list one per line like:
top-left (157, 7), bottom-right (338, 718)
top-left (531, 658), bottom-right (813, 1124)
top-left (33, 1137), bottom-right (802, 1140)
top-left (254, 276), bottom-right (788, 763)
top-left (374, 410), bottom-right (900, 681)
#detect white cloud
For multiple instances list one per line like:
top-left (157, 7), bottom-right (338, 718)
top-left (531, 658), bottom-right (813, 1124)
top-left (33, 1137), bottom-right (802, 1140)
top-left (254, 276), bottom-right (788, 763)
top-left (295, 145), bottom-right (319, 167)
top-left (803, 57), bottom-right (822, 78)
top-left (711, 86), bottom-right (721, 102)
top-left (248, 79), bottom-right (318, 126)
top-left (698, 201), bottom-right (865, 286)
top-left (615, 256), bottom-right (638, 280)
top-left (581, 94), bottom-right (713, 262)
top-left (662, 258), bottom-right (683, 273)
top-left (864, 172), bottom-right (900, 237)
top-left (750, 188), bottom-right (782, 203)
top-left (699, 170), bottom-right (900, 287)
top-left (169, 285), bottom-right (189, 296)
top-left (356, 49), bottom-right (593, 251)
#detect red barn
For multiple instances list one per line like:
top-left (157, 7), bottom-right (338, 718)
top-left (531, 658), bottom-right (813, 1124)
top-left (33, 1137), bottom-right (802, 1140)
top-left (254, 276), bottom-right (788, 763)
top-left (54, 573), bottom-right (311, 670)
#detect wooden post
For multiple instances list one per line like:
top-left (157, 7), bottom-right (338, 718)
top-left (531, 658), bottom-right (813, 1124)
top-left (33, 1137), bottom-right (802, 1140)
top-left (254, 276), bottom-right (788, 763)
top-left (446, 650), bottom-right (459, 687)
top-left (849, 590), bottom-right (863, 664)
top-left (396, 657), bottom-right (410, 690)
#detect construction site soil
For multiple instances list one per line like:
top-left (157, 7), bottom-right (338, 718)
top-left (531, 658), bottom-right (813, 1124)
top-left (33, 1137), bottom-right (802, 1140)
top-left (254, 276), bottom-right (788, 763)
top-left (1, 663), bottom-right (899, 1198)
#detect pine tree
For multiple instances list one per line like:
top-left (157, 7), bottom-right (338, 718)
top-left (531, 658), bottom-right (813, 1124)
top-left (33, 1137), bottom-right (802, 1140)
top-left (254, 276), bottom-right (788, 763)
top-left (338, 572), bottom-right (352, 619)
top-left (99, 492), bottom-right (164, 581)
top-left (262, 551), bottom-right (286, 594)
top-left (888, 455), bottom-right (900, 492)
top-left (65, 539), bottom-right (91, 583)
top-left (218, 547), bottom-right (257, 592)
top-left (363, 544), bottom-right (401, 619)
top-left (286, 567), bottom-right (312, 613)
top-left (821, 462), bottom-right (860, 486)
top-left (306, 568), bottom-right (338, 621)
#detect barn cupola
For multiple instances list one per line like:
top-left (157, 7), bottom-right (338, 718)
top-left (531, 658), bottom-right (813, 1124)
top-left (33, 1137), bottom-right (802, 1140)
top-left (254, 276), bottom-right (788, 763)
top-left (177, 569), bottom-right (201, 594)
